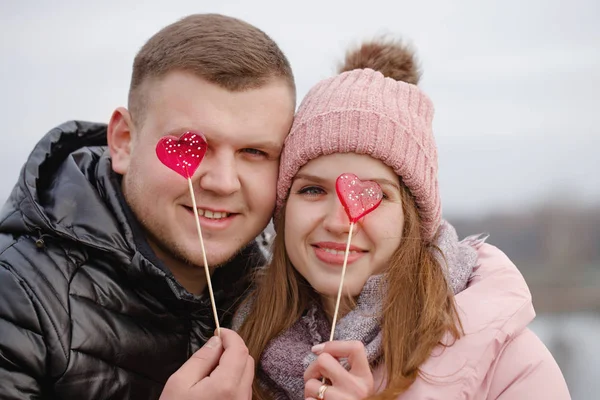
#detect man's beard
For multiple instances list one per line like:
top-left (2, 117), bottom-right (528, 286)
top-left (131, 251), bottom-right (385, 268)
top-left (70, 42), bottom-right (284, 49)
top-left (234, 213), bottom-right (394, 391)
top-left (139, 214), bottom-right (249, 269)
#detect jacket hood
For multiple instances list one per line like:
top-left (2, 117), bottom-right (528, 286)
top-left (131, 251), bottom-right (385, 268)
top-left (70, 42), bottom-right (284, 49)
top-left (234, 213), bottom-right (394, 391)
top-left (0, 121), bottom-right (134, 259)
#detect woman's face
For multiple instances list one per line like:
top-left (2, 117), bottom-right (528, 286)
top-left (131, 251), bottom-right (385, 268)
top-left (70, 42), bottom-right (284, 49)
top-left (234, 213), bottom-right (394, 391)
top-left (285, 153), bottom-right (405, 302)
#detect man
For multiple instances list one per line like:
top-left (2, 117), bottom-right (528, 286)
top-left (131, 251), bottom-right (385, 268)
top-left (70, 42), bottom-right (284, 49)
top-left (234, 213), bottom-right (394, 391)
top-left (0, 14), bottom-right (295, 399)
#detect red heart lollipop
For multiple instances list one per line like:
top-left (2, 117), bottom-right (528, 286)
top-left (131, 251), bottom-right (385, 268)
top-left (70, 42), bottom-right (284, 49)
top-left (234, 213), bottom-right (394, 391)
top-left (335, 173), bottom-right (383, 223)
top-left (156, 131), bottom-right (208, 178)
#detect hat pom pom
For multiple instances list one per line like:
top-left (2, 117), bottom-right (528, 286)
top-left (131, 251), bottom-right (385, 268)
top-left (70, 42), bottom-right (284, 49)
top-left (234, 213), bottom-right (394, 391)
top-left (339, 38), bottom-right (421, 84)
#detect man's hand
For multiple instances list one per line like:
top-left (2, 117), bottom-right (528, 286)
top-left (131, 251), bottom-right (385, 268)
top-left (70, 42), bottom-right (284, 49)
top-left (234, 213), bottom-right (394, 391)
top-left (159, 328), bottom-right (254, 400)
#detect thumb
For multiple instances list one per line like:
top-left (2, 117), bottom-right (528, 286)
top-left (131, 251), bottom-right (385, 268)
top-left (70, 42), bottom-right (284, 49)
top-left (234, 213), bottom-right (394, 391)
top-left (172, 335), bottom-right (224, 387)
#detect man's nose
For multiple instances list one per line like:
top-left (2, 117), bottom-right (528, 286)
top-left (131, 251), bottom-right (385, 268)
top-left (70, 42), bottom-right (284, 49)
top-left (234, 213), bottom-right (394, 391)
top-left (196, 151), bottom-right (241, 196)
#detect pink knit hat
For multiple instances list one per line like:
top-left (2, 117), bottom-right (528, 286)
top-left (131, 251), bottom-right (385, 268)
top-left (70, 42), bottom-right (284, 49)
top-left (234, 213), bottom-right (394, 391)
top-left (276, 47), bottom-right (441, 241)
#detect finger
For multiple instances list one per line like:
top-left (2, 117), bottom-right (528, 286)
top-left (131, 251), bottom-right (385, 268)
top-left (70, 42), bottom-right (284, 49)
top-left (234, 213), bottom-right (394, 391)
top-left (304, 353), bottom-right (353, 385)
top-left (166, 336), bottom-right (223, 388)
top-left (209, 328), bottom-right (249, 383)
top-left (312, 340), bottom-right (370, 377)
top-left (191, 353), bottom-right (253, 399)
top-left (305, 378), bottom-right (344, 400)
top-left (240, 355), bottom-right (255, 400)
top-left (180, 335), bottom-right (224, 385)
top-left (219, 328), bottom-right (247, 350)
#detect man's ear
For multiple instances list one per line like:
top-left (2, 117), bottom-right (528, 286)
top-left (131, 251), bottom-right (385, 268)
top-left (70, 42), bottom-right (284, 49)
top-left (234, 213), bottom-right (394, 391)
top-left (107, 107), bottom-right (135, 175)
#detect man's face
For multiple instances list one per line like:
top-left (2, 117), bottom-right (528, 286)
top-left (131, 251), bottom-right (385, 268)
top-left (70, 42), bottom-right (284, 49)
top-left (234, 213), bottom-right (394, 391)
top-left (114, 71), bottom-right (294, 268)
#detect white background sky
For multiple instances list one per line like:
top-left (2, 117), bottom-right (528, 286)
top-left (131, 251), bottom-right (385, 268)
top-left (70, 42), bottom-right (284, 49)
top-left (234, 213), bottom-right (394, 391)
top-left (1, 0), bottom-right (598, 217)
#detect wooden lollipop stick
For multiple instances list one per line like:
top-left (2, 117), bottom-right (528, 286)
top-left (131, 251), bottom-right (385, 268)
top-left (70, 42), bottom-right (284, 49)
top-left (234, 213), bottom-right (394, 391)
top-left (187, 177), bottom-right (221, 337)
top-left (319, 173), bottom-right (383, 383)
top-left (322, 222), bottom-right (355, 384)
top-left (329, 221), bottom-right (355, 341)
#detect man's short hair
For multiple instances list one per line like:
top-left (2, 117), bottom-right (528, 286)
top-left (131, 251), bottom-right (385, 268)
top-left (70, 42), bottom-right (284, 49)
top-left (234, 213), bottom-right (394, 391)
top-left (128, 13), bottom-right (295, 124)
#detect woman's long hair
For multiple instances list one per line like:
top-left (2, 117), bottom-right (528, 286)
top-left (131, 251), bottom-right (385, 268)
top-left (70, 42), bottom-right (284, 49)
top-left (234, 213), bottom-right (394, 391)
top-left (237, 184), bottom-right (462, 399)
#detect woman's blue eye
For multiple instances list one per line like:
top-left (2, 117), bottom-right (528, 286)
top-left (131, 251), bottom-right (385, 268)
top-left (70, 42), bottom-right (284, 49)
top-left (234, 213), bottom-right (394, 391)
top-left (297, 186), bottom-right (324, 196)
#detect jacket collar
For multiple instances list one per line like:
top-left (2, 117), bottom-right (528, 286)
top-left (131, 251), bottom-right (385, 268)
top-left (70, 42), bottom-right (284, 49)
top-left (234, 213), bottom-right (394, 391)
top-left (0, 120), bottom-right (263, 318)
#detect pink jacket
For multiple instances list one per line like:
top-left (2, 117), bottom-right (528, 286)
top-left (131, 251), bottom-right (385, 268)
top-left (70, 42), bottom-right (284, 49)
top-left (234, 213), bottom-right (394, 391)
top-left (374, 243), bottom-right (571, 399)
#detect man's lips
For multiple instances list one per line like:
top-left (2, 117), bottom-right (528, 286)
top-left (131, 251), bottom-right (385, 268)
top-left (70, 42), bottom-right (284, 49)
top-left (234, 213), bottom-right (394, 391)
top-left (183, 206), bottom-right (238, 220)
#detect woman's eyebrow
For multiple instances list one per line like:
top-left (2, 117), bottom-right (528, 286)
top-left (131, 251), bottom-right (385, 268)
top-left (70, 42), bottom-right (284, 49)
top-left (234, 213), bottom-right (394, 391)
top-left (292, 173), bottom-right (327, 184)
top-left (293, 174), bottom-right (399, 191)
top-left (371, 178), bottom-right (401, 191)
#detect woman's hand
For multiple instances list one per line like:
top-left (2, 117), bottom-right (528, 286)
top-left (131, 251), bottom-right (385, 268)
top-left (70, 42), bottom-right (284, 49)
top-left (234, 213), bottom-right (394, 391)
top-left (304, 340), bottom-right (374, 400)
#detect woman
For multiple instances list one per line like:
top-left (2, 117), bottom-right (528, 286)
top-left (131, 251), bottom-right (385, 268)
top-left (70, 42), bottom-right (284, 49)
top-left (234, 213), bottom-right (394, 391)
top-left (234, 39), bottom-right (570, 399)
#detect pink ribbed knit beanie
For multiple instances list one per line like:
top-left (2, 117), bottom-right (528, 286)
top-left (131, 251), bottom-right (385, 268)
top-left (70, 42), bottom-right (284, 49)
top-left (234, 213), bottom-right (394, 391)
top-left (276, 41), bottom-right (441, 241)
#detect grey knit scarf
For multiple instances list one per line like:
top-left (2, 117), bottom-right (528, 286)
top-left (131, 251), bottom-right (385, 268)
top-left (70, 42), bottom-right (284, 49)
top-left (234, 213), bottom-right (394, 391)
top-left (233, 220), bottom-right (487, 399)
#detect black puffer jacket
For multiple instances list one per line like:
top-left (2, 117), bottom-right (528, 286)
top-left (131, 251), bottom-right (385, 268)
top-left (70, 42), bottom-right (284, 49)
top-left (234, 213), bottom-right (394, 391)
top-left (0, 121), bottom-right (266, 399)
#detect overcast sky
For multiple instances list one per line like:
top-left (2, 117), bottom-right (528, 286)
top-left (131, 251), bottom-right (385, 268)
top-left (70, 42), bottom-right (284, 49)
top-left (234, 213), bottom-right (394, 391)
top-left (1, 0), bottom-right (598, 217)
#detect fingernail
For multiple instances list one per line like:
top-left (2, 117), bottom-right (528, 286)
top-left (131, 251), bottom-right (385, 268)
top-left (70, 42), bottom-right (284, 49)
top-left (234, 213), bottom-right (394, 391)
top-left (206, 335), bottom-right (221, 349)
top-left (311, 344), bottom-right (325, 354)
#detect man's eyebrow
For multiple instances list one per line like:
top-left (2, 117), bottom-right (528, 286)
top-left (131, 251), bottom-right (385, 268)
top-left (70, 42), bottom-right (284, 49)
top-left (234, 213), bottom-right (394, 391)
top-left (162, 129), bottom-right (283, 153)
top-left (244, 140), bottom-right (283, 153)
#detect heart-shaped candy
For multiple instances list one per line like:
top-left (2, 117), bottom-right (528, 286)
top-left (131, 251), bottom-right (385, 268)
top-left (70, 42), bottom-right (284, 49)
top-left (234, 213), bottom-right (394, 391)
top-left (335, 173), bottom-right (383, 223)
top-left (156, 131), bottom-right (208, 178)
